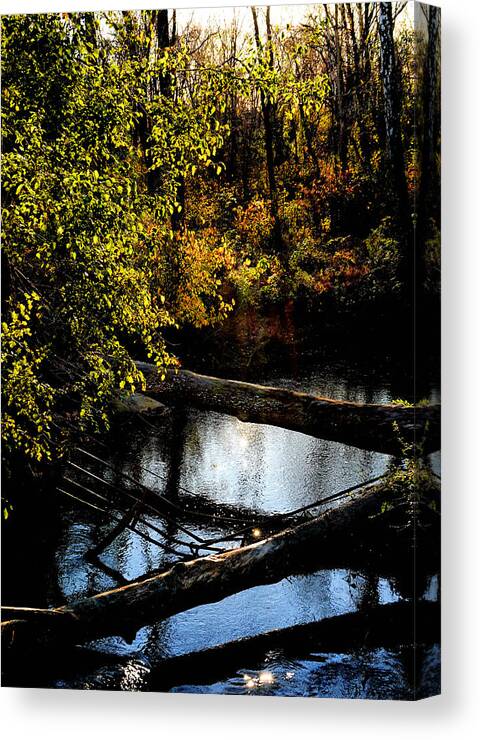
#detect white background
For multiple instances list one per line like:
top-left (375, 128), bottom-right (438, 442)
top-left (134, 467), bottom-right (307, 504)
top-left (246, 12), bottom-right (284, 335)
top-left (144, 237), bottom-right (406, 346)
top-left (1, 0), bottom-right (479, 737)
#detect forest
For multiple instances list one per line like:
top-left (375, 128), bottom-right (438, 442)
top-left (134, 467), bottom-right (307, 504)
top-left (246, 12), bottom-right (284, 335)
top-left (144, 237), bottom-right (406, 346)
top-left (1, 3), bottom-right (441, 698)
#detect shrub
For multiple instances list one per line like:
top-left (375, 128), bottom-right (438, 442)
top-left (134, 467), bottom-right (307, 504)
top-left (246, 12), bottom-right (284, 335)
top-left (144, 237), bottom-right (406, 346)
top-left (233, 198), bottom-right (276, 256)
top-left (363, 217), bottom-right (401, 297)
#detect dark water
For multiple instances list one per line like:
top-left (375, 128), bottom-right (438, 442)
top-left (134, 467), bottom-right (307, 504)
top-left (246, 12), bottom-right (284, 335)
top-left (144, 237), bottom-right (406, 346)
top-left (5, 359), bottom-right (441, 698)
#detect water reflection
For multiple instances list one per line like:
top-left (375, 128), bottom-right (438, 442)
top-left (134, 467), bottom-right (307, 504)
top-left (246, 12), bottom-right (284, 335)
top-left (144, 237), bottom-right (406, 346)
top-left (179, 411), bottom-right (390, 514)
top-left (171, 648), bottom-right (417, 699)
top-left (47, 361), bottom-right (440, 697)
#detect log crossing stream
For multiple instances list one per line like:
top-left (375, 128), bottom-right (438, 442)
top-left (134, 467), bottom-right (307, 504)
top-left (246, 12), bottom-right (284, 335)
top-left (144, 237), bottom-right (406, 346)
top-left (1, 360), bottom-right (441, 697)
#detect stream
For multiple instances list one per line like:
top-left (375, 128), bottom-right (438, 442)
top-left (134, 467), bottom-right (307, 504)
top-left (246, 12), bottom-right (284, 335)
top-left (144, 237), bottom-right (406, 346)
top-left (3, 357), bottom-right (441, 698)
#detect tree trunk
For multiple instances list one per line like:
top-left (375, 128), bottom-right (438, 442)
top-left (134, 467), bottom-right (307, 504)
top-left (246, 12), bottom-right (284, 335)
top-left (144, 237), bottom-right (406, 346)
top-left (334, 4), bottom-right (348, 172)
top-left (251, 7), bottom-right (283, 250)
top-left (155, 9), bottom-right (171, 96)
top-left (378, 2), bottom-right (413, 290)
top-left (1, 479), bottom-right (423, 649)
top-left (149, 600), bottom-right (440, 691)
top-left (137, 363), bottom-right (440, 456)
top-left (416, 5), bottom-right (441, 292)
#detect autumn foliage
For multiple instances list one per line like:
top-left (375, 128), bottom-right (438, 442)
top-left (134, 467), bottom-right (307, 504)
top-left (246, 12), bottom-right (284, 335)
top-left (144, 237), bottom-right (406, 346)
top-left (1, 5), bottom-right (440, 479)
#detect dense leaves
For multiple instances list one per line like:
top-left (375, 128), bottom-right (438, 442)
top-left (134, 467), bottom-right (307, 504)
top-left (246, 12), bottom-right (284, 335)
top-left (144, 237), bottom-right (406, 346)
top-left (1, 5), bottom-right (440, 483)
top-left (1, 12), bottom-right (232, 469)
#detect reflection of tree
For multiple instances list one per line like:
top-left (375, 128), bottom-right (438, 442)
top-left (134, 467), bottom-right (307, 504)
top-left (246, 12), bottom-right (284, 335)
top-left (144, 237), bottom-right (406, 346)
top-left (164, 410), bottom-right (188, 502)
top-left (143, 618), bottom-right (175, 667)
top-left (181, 412), bottom-right (268, 510)
top-left (356, 571), bottom-right (380, 611)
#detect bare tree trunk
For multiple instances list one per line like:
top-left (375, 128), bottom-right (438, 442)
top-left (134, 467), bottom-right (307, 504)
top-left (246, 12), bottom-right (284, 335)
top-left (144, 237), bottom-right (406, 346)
top-left (137, 363), bottom-right (440, 456)
top-left (155, 9), bottom-right (171, 96)
top-left (334, 4), bottom-right (348, 171)
top-left (295, 57), bottom-right (321, 182)
top-left (251, 7), bottom-right (283, 251)
top-left (346, 3), bottom-right (373, 172)
top-left (378, 2), bottom-right (413, 290)
top-left (150, 8), bottom-right (185, 227)
top-left (2, 479), bottom-right (432, 649)
top-left (226, 21), bottom-right (239, 182)
top-left (417, 5), bottom-right (441, 292)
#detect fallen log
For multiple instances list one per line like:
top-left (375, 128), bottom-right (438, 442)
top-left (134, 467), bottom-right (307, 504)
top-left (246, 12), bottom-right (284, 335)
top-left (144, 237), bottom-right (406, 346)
top-left (149, 600), bottom-right (440, 692)
top-left (1, 479), bottom-right (437, 650)
top-left (112, 392), bottom-right (169, 417)
top-left (136, 362), bottom-right (440, 456)
top-left (3, 601), bottom-right (439, 690)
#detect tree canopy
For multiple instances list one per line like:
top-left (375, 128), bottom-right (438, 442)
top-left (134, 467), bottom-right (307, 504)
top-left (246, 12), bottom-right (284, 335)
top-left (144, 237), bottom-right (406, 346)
top-left (1, 6), bottom-right (440, 489)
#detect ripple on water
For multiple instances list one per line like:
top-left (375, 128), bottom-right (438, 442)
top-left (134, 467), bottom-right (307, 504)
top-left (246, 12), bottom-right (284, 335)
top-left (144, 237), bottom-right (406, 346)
top-left (45, 362), bottom-right (439, 696)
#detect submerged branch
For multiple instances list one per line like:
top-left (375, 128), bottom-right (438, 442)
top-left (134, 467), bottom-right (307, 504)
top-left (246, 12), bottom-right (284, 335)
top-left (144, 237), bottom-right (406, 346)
top-left (1, 477), bottom-right (439, 651)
